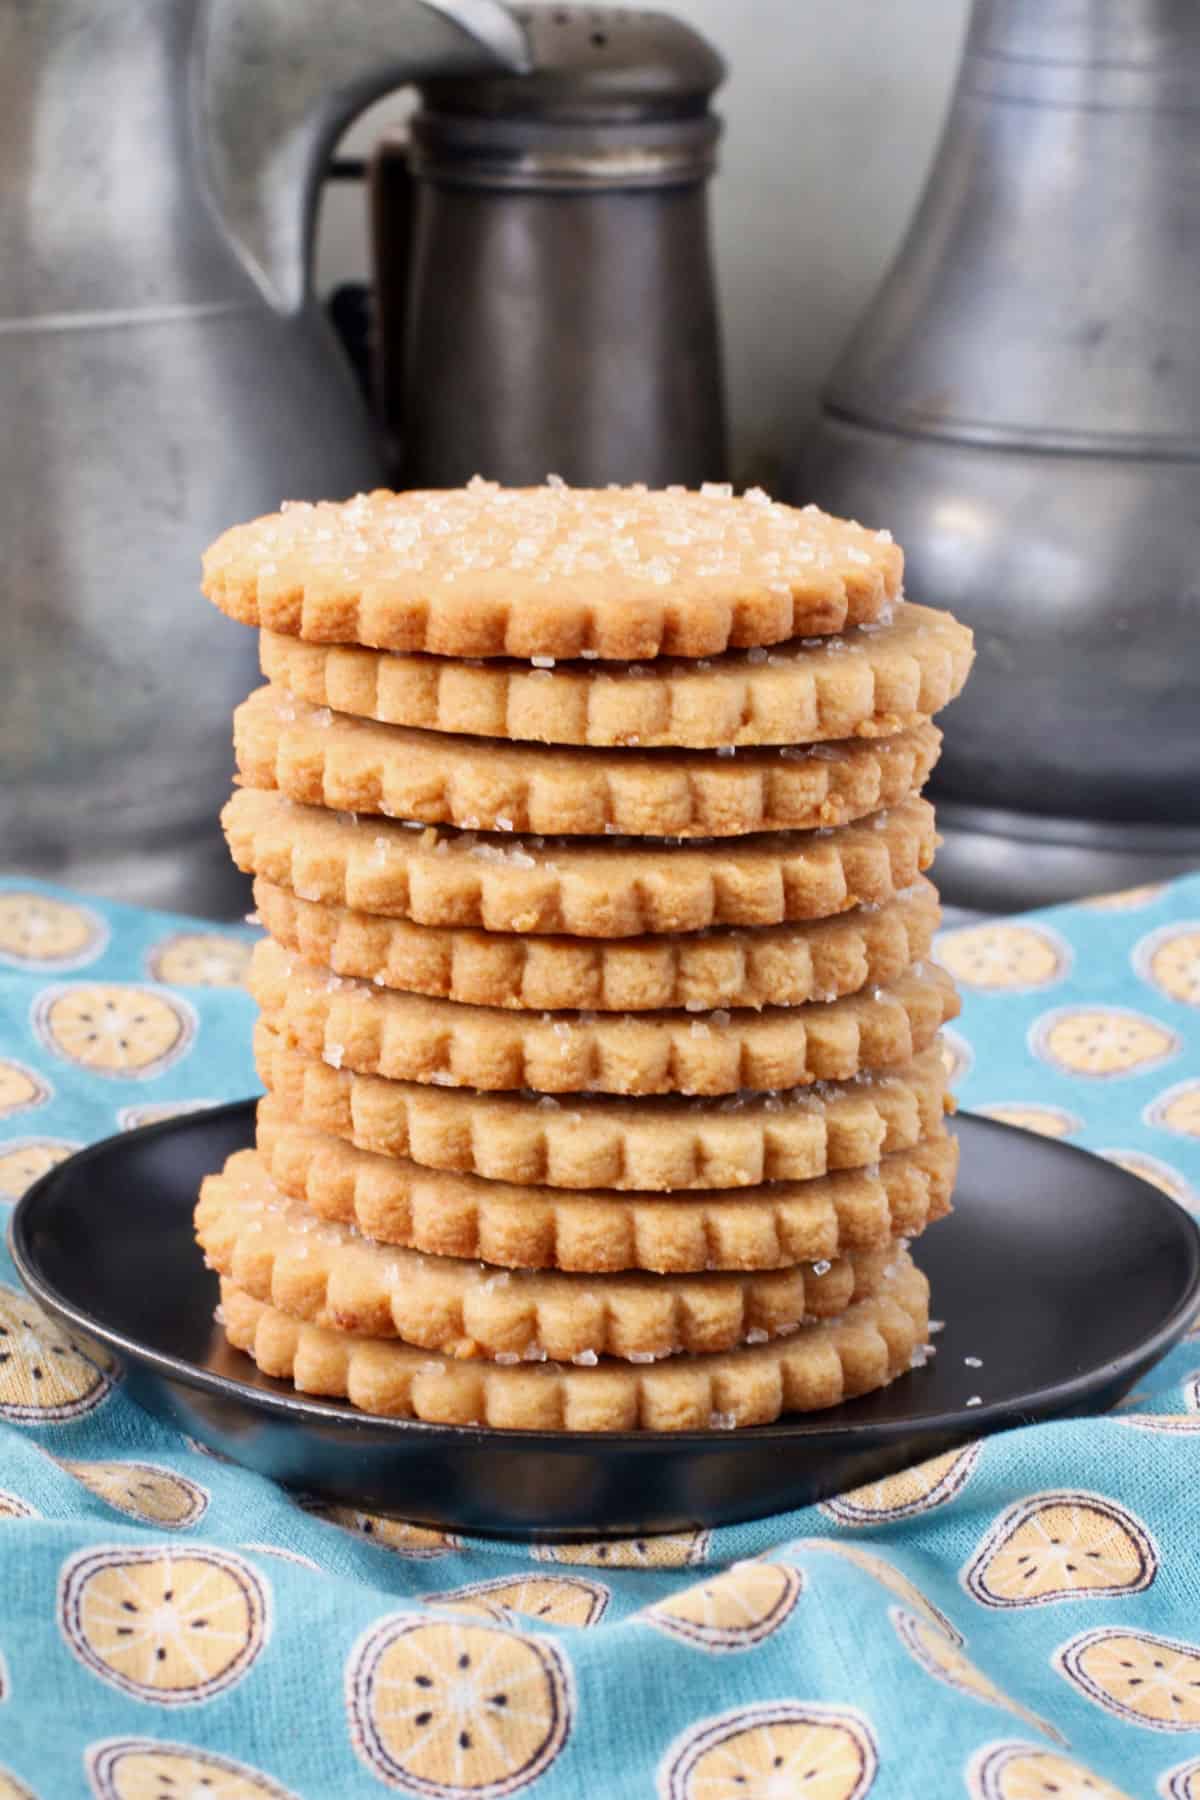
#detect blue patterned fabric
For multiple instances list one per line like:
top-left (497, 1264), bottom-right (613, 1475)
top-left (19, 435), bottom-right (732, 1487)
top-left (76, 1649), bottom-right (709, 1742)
top-left (0, 872), bottom-right (1199, 1800)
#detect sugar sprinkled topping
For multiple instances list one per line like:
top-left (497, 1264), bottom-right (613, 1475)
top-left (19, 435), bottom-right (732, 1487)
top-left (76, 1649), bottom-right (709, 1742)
top-left (212, 481), bottom-right (898, 596)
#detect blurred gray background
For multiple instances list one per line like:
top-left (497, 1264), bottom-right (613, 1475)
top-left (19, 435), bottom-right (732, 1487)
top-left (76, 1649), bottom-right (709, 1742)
top-left (317, 0), bottom-right (971, 487)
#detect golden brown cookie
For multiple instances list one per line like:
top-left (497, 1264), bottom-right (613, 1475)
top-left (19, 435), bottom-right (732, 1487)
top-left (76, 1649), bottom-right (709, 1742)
top-left (196, 1149), bottom-right (892, 1360)
top-left (254, 1022), bottom-right (950, 1190)
top-left (249, 937), bottom-right (960, 1096)
top-left (203, 483), bottom-right (903, 661)
top-left (252, 874), bottom-right (940, 1012)
top-left (256, 1099), bottom-right (957, 1271)
top-left (224, 790), bottom-right (938, 937)
top-left (259, 599), bottom-right (972, 749)
top-left (235, 686), bottom-right (940, 837)
top-left (218, 1251), bottom-right (929, 1428)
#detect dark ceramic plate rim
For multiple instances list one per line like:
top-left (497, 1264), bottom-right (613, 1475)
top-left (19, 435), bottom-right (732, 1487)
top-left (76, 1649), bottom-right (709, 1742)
top-left (10, 1099), bottom-right (1200, 1448)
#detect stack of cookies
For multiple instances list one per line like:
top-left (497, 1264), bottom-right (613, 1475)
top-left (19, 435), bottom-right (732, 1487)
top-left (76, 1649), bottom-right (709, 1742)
top-left (195, 481), bottom-right (973, 1432)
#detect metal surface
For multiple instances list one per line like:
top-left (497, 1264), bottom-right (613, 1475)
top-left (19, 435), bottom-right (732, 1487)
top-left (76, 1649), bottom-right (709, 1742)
top-left (807, 0), bottom-right (1200, 910)
top-left (372, 5), bottom-right (727, 488)
top-left (14, 1102), bottom-right (1200, 1533)
top-left (0, 1), bottom-right (526, 916)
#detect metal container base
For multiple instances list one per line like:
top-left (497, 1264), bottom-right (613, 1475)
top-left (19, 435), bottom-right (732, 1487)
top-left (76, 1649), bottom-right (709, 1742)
top-left (935, 802), bottom-right (1200, 914)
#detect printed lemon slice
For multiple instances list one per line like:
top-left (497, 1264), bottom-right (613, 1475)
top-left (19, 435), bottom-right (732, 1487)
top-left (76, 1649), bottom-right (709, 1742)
top-left (1056, 1628), bottom-right (1200, 1732)
top-left (86, 1738), bottom-right (298, 1800)
top-left (0, 1285), bottom-right (110, 1422)
top-left (0, 1769), bottom-right (37, 1800)
top-left (147, 932), bottom-right (253, 988)
top-left (435, 1574), bottom-right (609, 1629)
top-left (60, 1460), bottom-right (208, 1530)
top-left (1030, 1006), bottom-right (1179, 1079)
top-left (1083, 883), bottom-right (1166, 912)
top-left (117, 1100), bottom-right (218, 1132)
top-left (59, 1545), bottom-right (269, 1704)
top-left (966, 1740), bottom-right (1134, 1800)
top-left (1160, 1755), bottom-right (1200, 1800)
top-left (239, 1543), bottom-right (321, 1572)
top-left (0, 892), bottom-right (105, 969)
top-left (1134, 923), bottom-right (1200, 1007)
top-left (787, 1539), bottom-right (962, 1643)
top-left (348, 1615), bottom-right (573, 1798)
top-left (0, 1139), bottom-right (78, 1202)
top-left (33, 984), bottom-right (196, 1079)
top-left (1100, 1150), bottom-right (1197, 1210)
top-left (936, 922), bottom-right (1069, 992)
top-left (0, 1489), bottom-right (35, 1519)
top-left (0, 1061), bottom-right (49, 1120)
top-left (308, 1504), bottom-right (459, 1558)
top-left (964, 1491), bottom-right (1157, 1610)
top-left (1145, 1081), bottom-right (1200, 1139)
top-left (642, 1560), bottom-right (802, 1652)
top-left (658, 1701), bottom-right (878, 1800)
top-left (940, 1028), bottom-right (974, 1086)
top-left (534, 1529), bottom-right (710, 1568)
top-left (1119, 1414), bottom-right (1200, 1436)
top-left (975, 1104), bottom-right (1081, 1139)
top-left (820, 1443), bottom-right (981, 1526)
top-left (892, 1609), bottom-right (1062, 1742)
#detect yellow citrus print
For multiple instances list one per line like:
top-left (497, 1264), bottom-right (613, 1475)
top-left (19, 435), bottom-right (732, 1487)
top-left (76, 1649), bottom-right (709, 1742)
top-left (147, 932), bottom-right (253, 988)
top-left (658, 1701), bottom-right (878, 1800)
top-left (1160, 1755), bottom-right (1200, 1800)
top-left (0, 1490), bottom-right (35, 1520)
top-left (1082, 884), bottom-right (1167, 912)
top-left (0, 891), bottom-right (106, 969)
top-left (534, 1530), bottom-right (710, 1569)
top-left (1030, 1006), bottom-right (1180, 1079)
top-left (786, 1539), bottom-right (962, 1643)
top-left (0, 1285), bottom-right (111, 1423)
top-left (966, 1740), bottom-right (1134, 1800)
top-left (1055, 1627), bottom-right (1200, 1732)
top-left (940, 1027), bottom-right (974, 1086)
top-left (60, 1460), bottom-right (208, 1530)
top-left (347, 1615), bottom-right (573, 1798)
top-left (1099, 1150), bottom-right (1197, 1210)
top-left (117, 1100), bottom-right (218, 1132)
top-left (434, 1574), bottom-right (609, 1629)
top-left (59, 1545), bottom-right (270, 1705)
top-left (85, 1737), bottom-right (298, 1799)
top-left (820, 1443), bottom-right (981, 1526)
top-left (1134, 923), bottom-right (1200, 1008)
top-left (642, 1560), bottom-right (802, 1653)
top-left (936, 922), bottom-right (1069, 992)
top-left (0, 1768), bottom-right (37, 1800)
top-left (33, 984), bottom-right (196, 1079)
top-left (1119, 1414), bottom-right (1200, 1436)
top-left (892, 1610), bottom-right (1063, 1742)
top-left (963, 1492), bottom-right (1157, 1609)
top-left (975, 1104), bottom-right (1081, 1139)
top-left (0, 1061), bottom-right (49, 1120)
top-left (0, 1139), bottom-right (79, 1201)
top-left (1146, 1080), bottom-right (1200, 1139)
top-left (309, 1505), bottom-right (460, 1558)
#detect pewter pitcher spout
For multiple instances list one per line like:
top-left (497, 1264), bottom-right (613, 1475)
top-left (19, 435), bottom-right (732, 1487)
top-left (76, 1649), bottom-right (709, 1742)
top-left (0, 0), bottom-right (526, 915)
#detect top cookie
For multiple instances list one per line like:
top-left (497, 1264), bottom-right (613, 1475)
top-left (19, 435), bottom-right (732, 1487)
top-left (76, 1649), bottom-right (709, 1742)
top-left (202, 481), bottom-right (903, 661)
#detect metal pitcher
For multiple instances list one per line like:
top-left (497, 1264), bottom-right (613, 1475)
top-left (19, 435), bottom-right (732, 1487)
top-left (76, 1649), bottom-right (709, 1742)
top-left (808, 0), bottom-right (1200, 909)
top-left (0, 0), bottom-right (528, 917)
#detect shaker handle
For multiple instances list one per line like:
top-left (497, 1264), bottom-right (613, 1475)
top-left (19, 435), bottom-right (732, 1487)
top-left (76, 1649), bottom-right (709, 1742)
top-left (370, 133), bottom-right (417, 480)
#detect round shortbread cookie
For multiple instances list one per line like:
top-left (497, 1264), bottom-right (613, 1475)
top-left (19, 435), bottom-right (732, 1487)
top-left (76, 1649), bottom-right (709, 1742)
top-left (196, 1150), bottom-right (894, 1361)
top-left (203, 483), bottom-right (903, 662)
top-left (252, 875), bottom-right (940, 1012)
top-left (223, 791), bottom-right (938, 937)
top-left (249, 937), bottom-right (960, 1096)
top-left (217, 1251), bottom-right (929, 1429)
top-left (254, 1022), bottom-right (950, 1190)
top-left (255, 1100), bottom-right (957, 1271)
top-left (235, 685), bottom-right (940, 838)
top-left (258, 599), bottom-right (971, 749)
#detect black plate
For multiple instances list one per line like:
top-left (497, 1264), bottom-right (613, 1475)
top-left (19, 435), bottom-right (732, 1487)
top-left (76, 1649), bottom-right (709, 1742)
top-left (10, 1103), bottom-right (1200, 1540)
